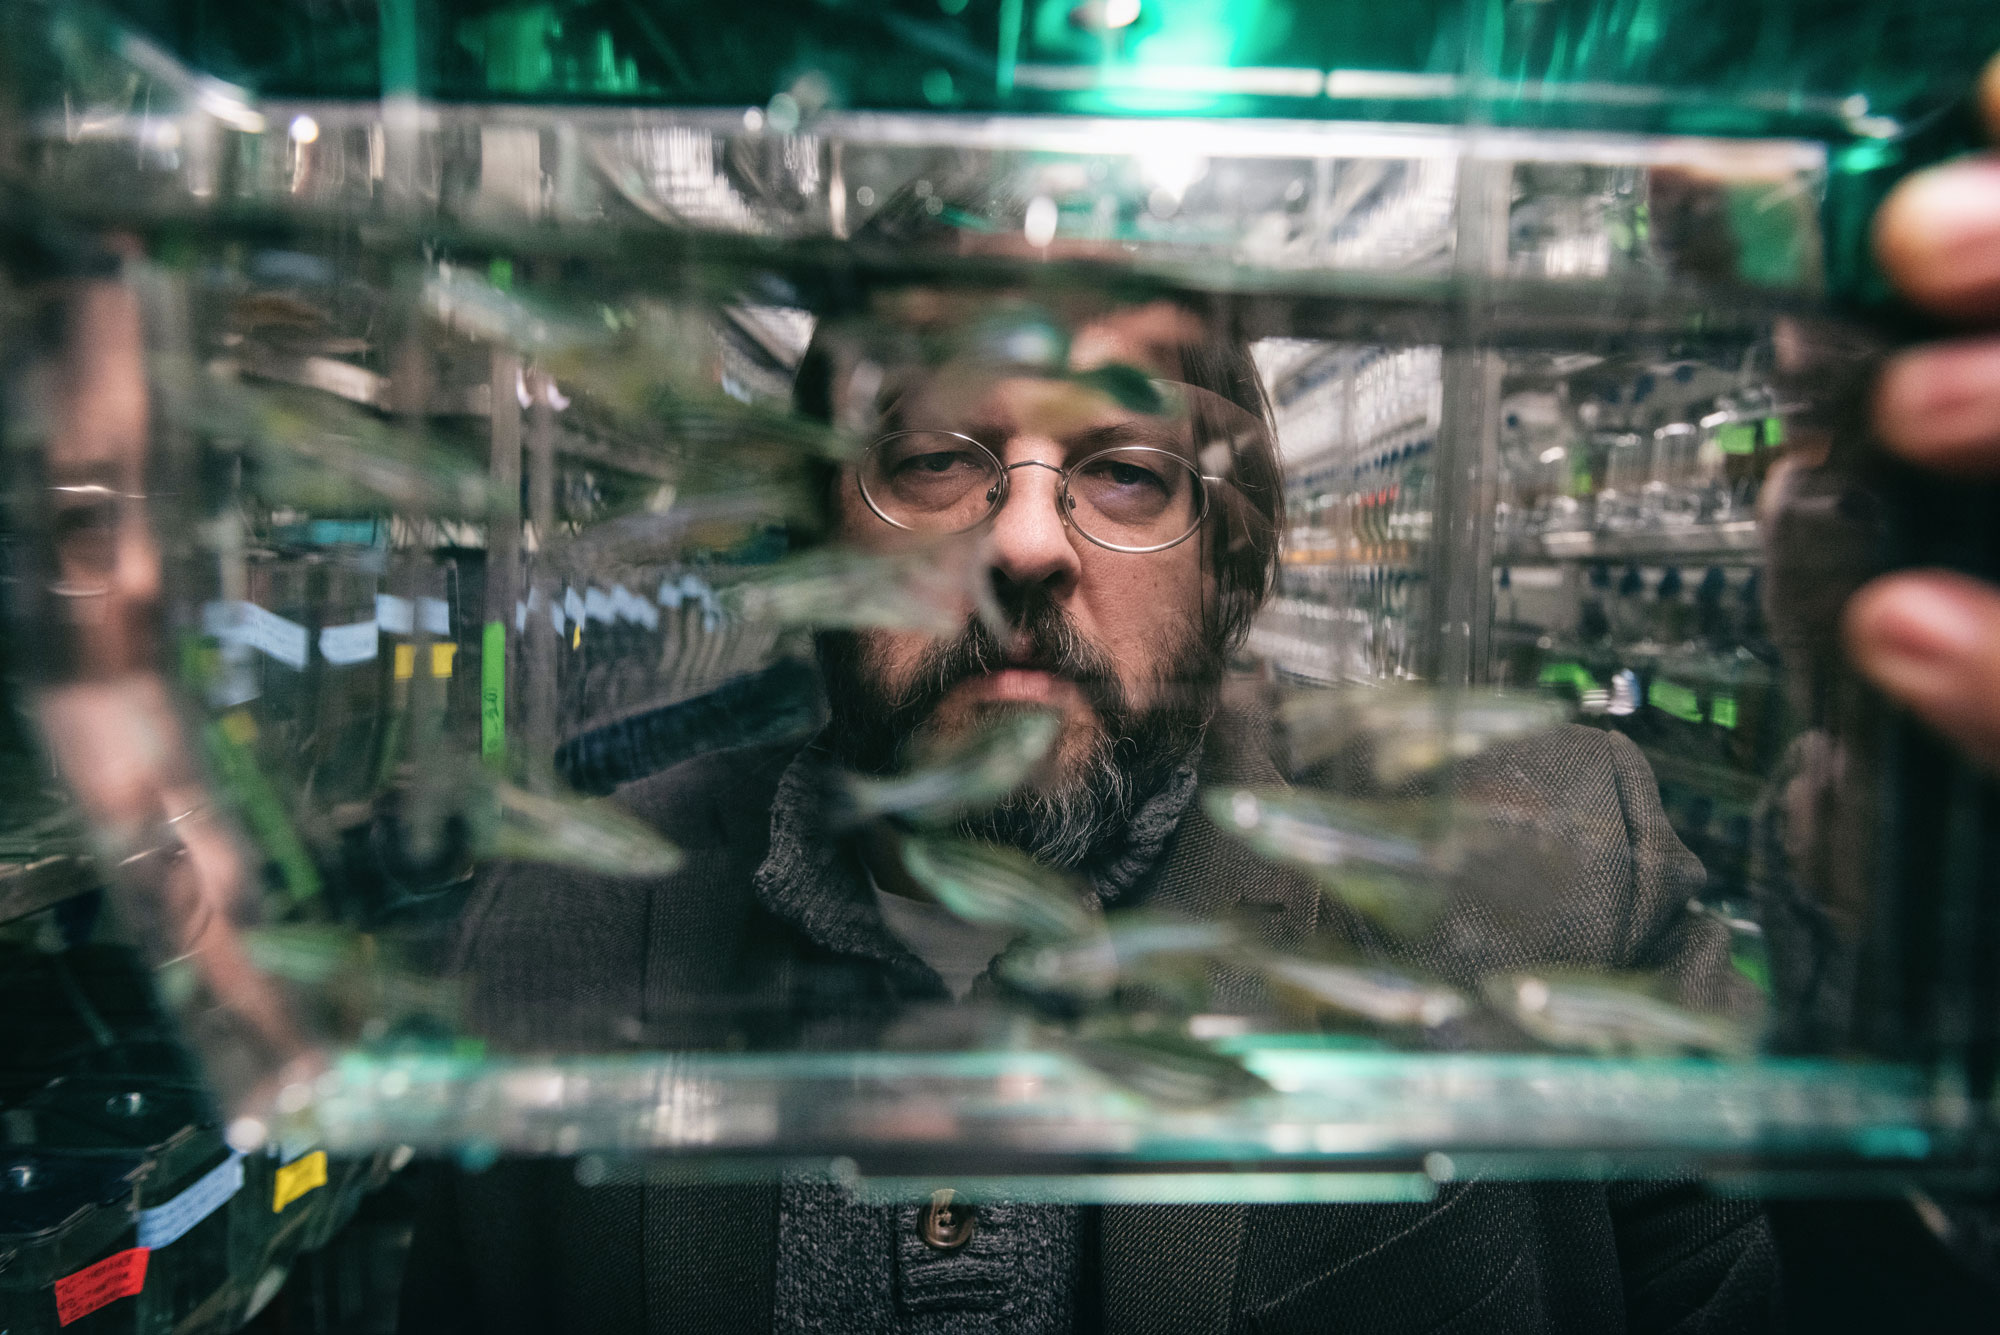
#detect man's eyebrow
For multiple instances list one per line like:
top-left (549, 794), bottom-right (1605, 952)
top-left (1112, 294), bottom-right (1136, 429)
top-left (1064, 419), bottom-right (1191, 456)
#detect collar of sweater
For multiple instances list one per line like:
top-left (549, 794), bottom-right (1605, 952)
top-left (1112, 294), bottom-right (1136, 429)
top-left (750, 741), bottom-right (1200, 981)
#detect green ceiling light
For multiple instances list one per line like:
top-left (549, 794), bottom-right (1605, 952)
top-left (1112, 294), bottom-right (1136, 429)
top-left (1070, 0), bottom-right (1143, 30)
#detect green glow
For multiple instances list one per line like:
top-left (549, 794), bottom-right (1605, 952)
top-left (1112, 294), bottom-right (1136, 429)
top-left (1854, 1126), bottom-right (1931, 1159)
top-left (844, 1172), bottom-right (1438, 1205)
top-left (1650, 678), bottom-right (1703, 723)
top-left (1834, 140), bottom-right (1902, 176)
top-left (1717, 422), bottom-right (1758, 455)
top-left (997, 0), bottom-right (1023, 94)
top-left (204, 718), bottom-right (322, 903)
top-left (1539, 660), bottom-right (1600, 695)
top-left (1732, 948), bottom-right (1769, 990)
top-left (481, 620), bottom-right (506, 766)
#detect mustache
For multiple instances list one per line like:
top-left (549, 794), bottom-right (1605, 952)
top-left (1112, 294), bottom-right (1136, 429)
top-left (815, 592), bottom-right (1129, 778)
top-left (816, 583), bottom-right (1225, 787)
top-left (902, 594), bottom-right (1129, 722)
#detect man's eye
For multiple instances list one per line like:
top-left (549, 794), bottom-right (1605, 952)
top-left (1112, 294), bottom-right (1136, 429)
top-left (1090, 460), bottom-right (1167, 491)
top-left (897, 451), bottom-right (974, 475)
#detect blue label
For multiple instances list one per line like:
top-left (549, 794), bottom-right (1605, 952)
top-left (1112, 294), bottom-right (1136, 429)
top-left (136, 1152), bottom-right (244, 1250)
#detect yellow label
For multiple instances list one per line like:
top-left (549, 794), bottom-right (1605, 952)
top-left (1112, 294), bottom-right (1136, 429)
top-left (393, 643), bottom-right (456, 679)
top-left (220, 710), bottom-right (258, 746)
top-left (571, 624), bottom-right (582, 650)
top-left (273, 1150), bottom-right (327, 1212)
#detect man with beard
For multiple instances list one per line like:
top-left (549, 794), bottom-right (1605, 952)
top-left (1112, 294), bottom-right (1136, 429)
top-left (399, 298), bottom-right (1776, 1334)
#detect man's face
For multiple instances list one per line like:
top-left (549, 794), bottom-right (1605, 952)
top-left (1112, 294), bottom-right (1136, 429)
top-left (819, 306), bottom-right (1228, 863)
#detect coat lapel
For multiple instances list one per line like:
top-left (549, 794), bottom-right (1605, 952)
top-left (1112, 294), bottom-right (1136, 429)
top-left (1101, 696), bottom-right (1321, 1331)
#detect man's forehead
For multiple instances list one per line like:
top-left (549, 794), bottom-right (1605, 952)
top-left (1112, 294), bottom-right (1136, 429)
top-left (858, 291), bottom-right (1208, 379)
top-left (1066, 303), bottom-right (1210, 376)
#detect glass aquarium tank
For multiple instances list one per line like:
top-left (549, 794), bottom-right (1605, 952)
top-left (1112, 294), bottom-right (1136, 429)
top-left (4, 11), bottom-right (2000, 1319)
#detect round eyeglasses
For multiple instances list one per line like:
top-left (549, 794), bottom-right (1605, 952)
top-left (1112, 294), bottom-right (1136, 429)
top-left (859, 433), bottom-right (1217, 554)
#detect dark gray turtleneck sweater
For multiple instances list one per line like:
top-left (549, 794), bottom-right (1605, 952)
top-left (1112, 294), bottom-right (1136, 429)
top-left (759, 747), bottom-right (1200, 1335)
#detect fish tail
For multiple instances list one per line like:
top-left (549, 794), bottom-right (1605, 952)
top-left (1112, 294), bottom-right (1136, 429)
top-left (555, 657), bottom-right (819, 794)
top-left (825, 771), bottom-right (879, 830)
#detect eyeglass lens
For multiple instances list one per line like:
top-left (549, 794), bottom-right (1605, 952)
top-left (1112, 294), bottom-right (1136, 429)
top-left (862, 434), bottom-right (1202, 549)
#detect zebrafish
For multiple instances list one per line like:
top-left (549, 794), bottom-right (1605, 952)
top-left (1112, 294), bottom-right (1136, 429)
top-left (555, 658), bottom-right (823, 796)
top-left (482, 782), bottom-right (684, 879)
top-left (240, 926), bottom-right (461, 1027)
top-left (423, 272), bottom-right (855, 486)
top-left (717, 544), bottom-right (1007, 640)
top-left (1277, 686), bottom-right (1571, 784)
top-left (1202, 787), bottom-right (1449, 937)
top-left (422, 268), bottom-right (617, 356)
top-left (896, 832), bottom-right (1093, 940)
top-left (542, 494), bottom-right (803, 574)
top-left (1255, 954), bottom-right (1470, 1028)
top-left (1065, 1021), bottom-right (1269, 1105)
top-left (240, 923), bottom-right (357, 986)
top-left (838, 710), bottom-right (1061, 829)
top-left (998, 912), bottom-right (1241, 1001)
top-left (215, 382), bottom-right (497, 516)
top-left (1480, 972), bottom-right (1754, 1058)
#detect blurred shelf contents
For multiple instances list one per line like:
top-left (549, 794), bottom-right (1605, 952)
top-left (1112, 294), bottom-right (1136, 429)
top-left (1, 16), bottom-right (1999, 1317)
top-left (1, 929), bottom-right (396, 1333)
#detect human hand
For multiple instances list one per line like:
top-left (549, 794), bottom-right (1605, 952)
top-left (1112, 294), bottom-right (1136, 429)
top-left (1843, 55), bottom-right (2000, 767)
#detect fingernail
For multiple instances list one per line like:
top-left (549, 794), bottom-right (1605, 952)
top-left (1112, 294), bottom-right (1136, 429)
top-left (1881, 161), bottom-right (2000, 301)
top-left (1876, 341), bottom-right (2000, 451)
top-left (1898, 161), bottom-right (2000, 251)
top-left (1853, 579), bottom-right (1985, 684)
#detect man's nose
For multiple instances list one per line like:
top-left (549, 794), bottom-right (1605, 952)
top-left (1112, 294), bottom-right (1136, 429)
top-left (987, 458), bottom-right (1081, 600)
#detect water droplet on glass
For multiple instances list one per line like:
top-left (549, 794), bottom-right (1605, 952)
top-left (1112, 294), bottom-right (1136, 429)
top-left (1024, 195), bottom-right (1059, 248)
top-left (227, 1117), bottom-right (269, 1153)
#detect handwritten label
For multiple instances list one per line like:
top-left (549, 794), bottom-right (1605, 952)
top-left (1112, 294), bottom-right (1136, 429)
top-left (318, 620), bottom-right (379, 666)
top-left (376, 595), bottom-right (451, 637)
top-left (481, 621), bottom-right (506, 761)
top-left (245, 604), bottom-right (309, 669)
top-left (375, 594), bottom-right (412, 634)
top-left (611, 584), bottom-right (659, 630)
top-left (137, 1153), bottom-right (244, 1250)
top-left (54, 1248), bottom-right (148, 1326)
top-left (273, 1150), bottom-right (327, 1212)
top-left (202, 601), bottom-right (309, 670)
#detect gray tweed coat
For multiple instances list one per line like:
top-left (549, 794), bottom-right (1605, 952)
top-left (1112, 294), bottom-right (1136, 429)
top-left (399, 706), bottom-right (1778, 1334)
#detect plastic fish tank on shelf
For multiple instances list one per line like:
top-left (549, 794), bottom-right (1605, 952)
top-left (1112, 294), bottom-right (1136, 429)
top-left (3, 0), bottom-right (2000, 1227)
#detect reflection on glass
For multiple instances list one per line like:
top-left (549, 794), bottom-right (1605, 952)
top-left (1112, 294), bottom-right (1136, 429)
top-left (0, 5), bottom-right (1992, 1217)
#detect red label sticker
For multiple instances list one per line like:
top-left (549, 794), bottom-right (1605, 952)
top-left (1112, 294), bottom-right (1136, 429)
top-left (53, 1247), bottom-right (149, 1326)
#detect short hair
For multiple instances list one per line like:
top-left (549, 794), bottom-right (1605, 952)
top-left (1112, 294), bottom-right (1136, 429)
top-left (792, 308), bottom-right (1284, 652)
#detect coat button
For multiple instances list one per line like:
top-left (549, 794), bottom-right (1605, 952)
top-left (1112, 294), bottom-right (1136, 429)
top-left (919, 1188), bottom-right (976, 1252)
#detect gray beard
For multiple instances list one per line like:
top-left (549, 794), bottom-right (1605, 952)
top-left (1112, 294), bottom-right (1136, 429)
top-left (949, 699), bottom-right (1204, 869)
top-left (816, 600), bottom-right (1222, 871)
